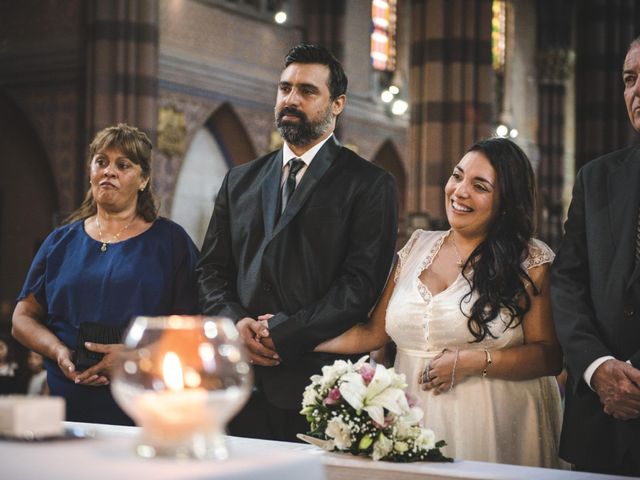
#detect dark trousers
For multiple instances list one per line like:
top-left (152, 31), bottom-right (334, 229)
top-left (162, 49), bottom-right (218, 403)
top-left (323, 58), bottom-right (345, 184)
top-left (228, 388), bottom-right (309, 443)
top-left (574, 449), bottom-right (640, 478)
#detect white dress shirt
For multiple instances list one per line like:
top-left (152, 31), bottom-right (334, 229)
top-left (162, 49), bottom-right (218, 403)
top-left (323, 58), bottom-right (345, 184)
top-left (280, 135), bottom-right (334, 188)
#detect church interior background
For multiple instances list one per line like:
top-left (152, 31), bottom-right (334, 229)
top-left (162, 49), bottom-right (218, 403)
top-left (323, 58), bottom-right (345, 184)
top-left (1, 0), bottom-right (640, 329)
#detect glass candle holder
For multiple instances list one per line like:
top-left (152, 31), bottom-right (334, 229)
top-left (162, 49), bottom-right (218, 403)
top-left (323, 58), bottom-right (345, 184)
top-left (111, 316), bottom-right (252, 460)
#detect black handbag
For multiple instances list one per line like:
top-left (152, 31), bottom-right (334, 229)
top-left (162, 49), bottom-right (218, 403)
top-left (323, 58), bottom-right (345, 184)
top-left (73, 322), bottom-right (125, 371)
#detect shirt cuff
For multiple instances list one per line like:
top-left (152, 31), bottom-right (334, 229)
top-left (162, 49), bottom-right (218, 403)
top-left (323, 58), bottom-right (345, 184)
top-left (583, 356), bottom-right (615, 390)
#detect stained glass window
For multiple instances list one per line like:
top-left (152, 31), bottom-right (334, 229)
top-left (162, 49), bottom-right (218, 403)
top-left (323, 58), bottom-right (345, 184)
top-left (492, 0), bottom-right (507, 73)
top-left (371, 0), bottom-right (397, 71)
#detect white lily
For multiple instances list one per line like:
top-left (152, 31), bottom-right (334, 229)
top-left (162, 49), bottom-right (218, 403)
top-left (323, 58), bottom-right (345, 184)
top-left (339, 363), bottom-right (411, 425)
top-left (337, 371), bottom-right (367, 410)
top-left (352, 355), bottom-right (370, 370)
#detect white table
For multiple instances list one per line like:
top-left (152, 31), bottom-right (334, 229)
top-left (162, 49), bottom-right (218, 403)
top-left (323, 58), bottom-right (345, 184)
top-left (0, 422), bottom-right (630, 480)
top-left (0, 422), bottom-right (326, 480)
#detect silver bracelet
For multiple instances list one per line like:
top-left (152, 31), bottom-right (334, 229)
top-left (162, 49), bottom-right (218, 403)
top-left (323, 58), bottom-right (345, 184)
top-left (450, 348), bottom-right (460, 390)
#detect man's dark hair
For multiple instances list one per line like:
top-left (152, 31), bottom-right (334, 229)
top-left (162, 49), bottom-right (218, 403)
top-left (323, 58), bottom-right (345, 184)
top-left (284, 44), bottom-right (348, 99)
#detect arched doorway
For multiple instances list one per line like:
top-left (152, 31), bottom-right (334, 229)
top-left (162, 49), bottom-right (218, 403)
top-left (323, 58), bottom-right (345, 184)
top-left (0, 91), bottom-right (58, 328)
top-left (170, 103), bottom-right (256, 247)
top-left (372, 140), bottom-right (407, 240)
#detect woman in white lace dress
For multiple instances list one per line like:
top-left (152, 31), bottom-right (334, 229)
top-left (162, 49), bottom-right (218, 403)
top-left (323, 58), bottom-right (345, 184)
top-left (310, 138), bottom-right (566, 468)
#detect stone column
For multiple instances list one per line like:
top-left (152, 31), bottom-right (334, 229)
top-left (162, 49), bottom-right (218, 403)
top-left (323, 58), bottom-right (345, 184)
top-left (84, 0), bottom-right (159, 142)
top-left (407, 0), bottom-right (494, 221)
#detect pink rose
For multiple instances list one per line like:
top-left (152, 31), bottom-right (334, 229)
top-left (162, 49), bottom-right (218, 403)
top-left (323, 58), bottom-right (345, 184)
top-left (359, 364), bottom-right (375, 384)
top-left (323, 387), bottom-right (342, 405)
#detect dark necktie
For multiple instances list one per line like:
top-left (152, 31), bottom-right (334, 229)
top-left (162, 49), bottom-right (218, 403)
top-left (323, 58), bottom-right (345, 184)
top-left (281, 158), bottom-right (305, 213)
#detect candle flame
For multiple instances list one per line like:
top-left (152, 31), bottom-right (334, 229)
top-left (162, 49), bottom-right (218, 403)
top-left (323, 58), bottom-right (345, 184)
top-left (163, 351), bottom-right (184, 391)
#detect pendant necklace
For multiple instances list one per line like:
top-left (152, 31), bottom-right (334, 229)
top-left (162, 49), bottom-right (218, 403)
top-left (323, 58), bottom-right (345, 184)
top-left (450, 233), bottom-right (465, 268)
top-left (95, 215), bottom-right (135, 252)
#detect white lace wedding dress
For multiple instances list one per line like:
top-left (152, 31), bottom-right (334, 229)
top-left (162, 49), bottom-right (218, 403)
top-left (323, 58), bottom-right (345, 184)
top-left (386, 230), bottom-right (566, 468)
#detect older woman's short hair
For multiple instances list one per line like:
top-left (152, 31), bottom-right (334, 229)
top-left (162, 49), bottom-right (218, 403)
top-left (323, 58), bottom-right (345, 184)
top-left (67, 124), bottom-right (158, 223)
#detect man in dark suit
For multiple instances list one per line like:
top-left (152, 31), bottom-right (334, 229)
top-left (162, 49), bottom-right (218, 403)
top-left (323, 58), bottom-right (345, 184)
top-left (196, 44), bottom-right (398, 442)
top-left (551, 38), bottom-right (640, 476)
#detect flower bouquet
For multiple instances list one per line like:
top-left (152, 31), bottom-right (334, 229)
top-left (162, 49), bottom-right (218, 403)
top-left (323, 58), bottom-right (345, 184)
top-left (299, 356), bottom-right (451, 462)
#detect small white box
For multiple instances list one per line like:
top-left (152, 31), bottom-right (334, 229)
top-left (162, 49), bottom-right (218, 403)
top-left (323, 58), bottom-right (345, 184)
top-left (0, 395), bottom-right (65, 438)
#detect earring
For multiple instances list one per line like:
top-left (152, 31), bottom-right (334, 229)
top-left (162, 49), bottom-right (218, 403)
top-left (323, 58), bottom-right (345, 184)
top-left (140, 185), bottom-right (146, 192)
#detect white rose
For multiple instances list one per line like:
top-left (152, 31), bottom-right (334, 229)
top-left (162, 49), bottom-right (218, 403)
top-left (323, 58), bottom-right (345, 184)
top-left (393, 420), bottom-right (411, 438)
top-left (394, 441), bottom-right (409, 453)
top-left (415, 428), bottom-right (436, 451)
top-left (325, 417), bottom-right (353, 450)
top-left (302, 385), bottom-right (320, 408)
top-left (320, 360), bottom-right (351, 389)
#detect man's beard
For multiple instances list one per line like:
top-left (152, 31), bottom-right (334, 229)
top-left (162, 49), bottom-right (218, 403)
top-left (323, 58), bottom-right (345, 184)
top-left (275, 104), bottom-right (333, 147)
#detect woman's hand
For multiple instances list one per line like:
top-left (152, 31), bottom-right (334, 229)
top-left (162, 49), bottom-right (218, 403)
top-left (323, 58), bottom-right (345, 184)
top-left (419, 349), bottom-right (461, 395)
top-left (420, 349), bottom-right (485, 394)
top-left (73, 342), bottom-right (124, 386)
top-left (53, 344), bottom-right (79, 383)
top-left (13, 295), bottom-right (85, 383)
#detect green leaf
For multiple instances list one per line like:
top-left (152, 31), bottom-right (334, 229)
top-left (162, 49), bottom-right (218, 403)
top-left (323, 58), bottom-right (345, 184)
top-left (358, 434), bottom-right (373, 450)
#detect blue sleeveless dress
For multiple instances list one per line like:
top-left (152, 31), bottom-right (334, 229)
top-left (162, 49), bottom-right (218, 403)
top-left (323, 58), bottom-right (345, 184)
top-left (18, 217), bottom-right (199, 425)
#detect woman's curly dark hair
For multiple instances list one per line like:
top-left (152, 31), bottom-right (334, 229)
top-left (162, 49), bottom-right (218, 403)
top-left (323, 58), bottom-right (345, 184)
top-left (457, 138), bottom-right (538, 342)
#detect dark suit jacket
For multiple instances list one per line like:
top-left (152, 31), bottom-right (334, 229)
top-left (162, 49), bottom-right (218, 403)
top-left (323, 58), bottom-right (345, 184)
top-left (197, 136), bottom-right (398, 409)
top-left (551, 145), bottom-right (640, 468)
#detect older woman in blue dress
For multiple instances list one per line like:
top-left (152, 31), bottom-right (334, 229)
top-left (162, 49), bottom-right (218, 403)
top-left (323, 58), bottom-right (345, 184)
top-left (12, 124), bottom-right (199, 425)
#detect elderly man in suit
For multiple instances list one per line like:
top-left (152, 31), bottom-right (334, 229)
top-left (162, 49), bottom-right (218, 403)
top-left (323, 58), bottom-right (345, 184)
top-left (196, 44), bottom-right (398, 442)
top-left (551, 37), bottom-right (640, 476)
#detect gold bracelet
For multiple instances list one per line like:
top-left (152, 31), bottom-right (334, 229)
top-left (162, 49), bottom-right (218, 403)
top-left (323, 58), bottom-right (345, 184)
top-left (482, 349), bottom-right (492, 378)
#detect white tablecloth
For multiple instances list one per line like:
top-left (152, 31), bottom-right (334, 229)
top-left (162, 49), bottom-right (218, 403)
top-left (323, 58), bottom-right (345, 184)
top-left (0, 422), bottom-right (629, 480)
top-left (0, 422), bottom-right (325, 480)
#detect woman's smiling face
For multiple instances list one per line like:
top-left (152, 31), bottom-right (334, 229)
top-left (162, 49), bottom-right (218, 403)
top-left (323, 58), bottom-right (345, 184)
top-left (444, 150), bottom-right (500, 238)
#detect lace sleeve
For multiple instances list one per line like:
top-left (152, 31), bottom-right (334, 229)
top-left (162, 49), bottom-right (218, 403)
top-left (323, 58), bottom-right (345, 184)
top-left (522, 238), bottom-right (555, 270)
top-left (394, 229), bottom-right (423, 282)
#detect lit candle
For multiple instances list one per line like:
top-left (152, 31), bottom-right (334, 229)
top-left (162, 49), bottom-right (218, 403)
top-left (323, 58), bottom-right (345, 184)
top-left (110, 316), bottom-right (253, 459)
top-left (135, 351), bottom-right (211, 441)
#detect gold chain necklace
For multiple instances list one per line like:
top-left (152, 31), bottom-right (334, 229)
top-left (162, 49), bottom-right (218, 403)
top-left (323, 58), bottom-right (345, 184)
top-left (450, 233), bottom-right (465, 268)
top-left (95, 215), bottom-right (135, 252)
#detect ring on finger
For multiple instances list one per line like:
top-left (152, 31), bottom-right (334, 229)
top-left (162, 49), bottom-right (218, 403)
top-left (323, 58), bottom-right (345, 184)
top-left (423, 363), bottom-right (431, 382)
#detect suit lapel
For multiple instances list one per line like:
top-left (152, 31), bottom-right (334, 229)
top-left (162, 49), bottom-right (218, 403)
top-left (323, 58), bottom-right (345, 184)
top-left (272, 136), bottom-right (342, 238)
top-left (262, 150), bottom-right (284, 241)
top-left (607, 147), bottom-right (640, 287)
